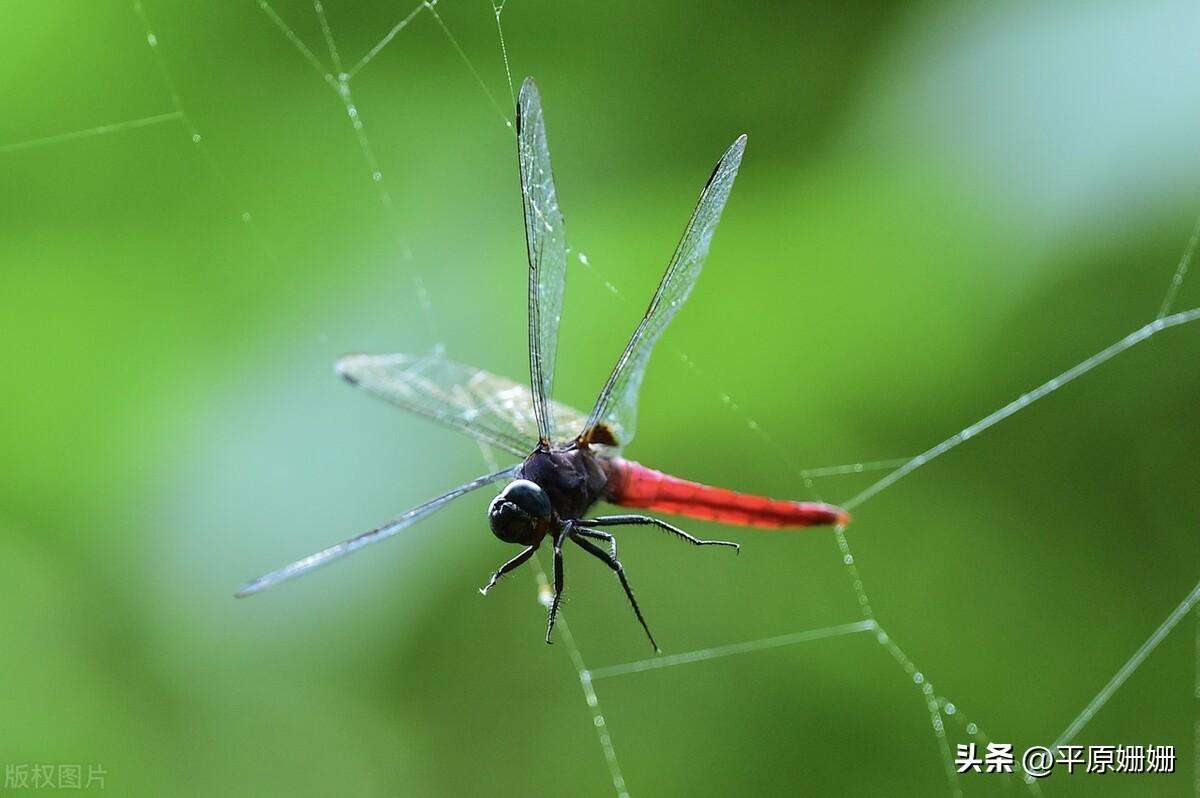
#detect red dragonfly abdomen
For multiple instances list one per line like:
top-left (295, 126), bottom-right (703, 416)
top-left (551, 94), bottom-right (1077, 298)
top-left (602, 458), bottom-right (850, 528)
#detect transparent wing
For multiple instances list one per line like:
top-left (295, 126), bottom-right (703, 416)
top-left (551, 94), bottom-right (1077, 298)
top-left (235, 465), bottom-right (520, 597)
top-left (581, 135), bottom-right (747, 447)
top-left (517, 77), bottom-right (569, 444)
top-left (336, 350), bottom-right (590, 454)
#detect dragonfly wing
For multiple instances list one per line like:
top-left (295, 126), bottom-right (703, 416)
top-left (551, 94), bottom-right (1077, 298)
top-left (336, 350), bottom-right (536, 457)
top-left (336, 349), bottom-right (591, 455)
top-left (581, 135), bottom-right (747, 447)
top-left (518, 77), bottom-right (569, 444)
top-left (235, 465), bottom-right (520, 597)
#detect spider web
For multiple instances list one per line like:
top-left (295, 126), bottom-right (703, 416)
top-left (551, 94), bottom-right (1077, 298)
top-left (6, 3), bottom-right (1197, 795)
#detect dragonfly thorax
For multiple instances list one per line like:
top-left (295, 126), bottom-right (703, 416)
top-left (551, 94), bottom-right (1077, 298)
top-left (516, 444), bottom-right (609, 526)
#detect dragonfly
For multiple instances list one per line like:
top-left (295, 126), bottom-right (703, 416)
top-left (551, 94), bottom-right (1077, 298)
top-left (236, 77), bottom-right (850, 651)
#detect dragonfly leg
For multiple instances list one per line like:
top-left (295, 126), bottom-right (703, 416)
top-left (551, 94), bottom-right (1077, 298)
top-left (578, 515), bottom-right (740, 554)
top-left (570, 532), bottom-right (660, 653)
top-left (545, 526), bottom-right (569, 645)
top-left (479, 544), bottom-right (539, 596)
top-left (573, 527), bottom-right (617, 559)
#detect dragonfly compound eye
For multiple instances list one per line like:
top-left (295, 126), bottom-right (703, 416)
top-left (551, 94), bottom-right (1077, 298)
top-left (488, 479), bottom-right (551, 544)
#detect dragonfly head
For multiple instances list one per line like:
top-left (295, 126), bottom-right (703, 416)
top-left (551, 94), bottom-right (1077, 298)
top-left (488, 479), bottom-right (553, 545)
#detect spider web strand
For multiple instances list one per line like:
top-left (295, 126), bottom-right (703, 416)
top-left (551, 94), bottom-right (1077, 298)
top-left (257, 0), bottom-right (331, 79)
top-left (491, 1), bottom-right (516, 107)
top-left (797, 458), bottom-right (913, 479)
top-left (1053, 576), bottom-right (1200, 749)
top-left (255, 5), bottom-right (400, 220)
top-left (258, 0), bottom-right (430, 338)
top-left (585, 620), bottom-right (876, 680)
top-left (424, 2), bottom-right (513, 129)
top-left (346, 0), bottom-right (429, 80)
top-left (1158, 210), bottom-right (1200, 319)
top-left (834, 526), bottom-right (875, 620)
top-left (532, 569), bottom-right (631, 798)
top-left (0, 111), bottom-right (183, 154)
top-left (134, 1), bottom-right (277, 261)
top-left (842, 307), bottom-right (1200, 511)
top-left (873, 624), bottom-right (962, 797)
top-left (312, 0), bottom-right (344, 75)
top-left (872, 623), bottom-right (1044, 796)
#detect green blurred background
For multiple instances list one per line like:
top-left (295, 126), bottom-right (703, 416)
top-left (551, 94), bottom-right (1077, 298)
top-left (2, 1), bottom-right (1199, 795)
